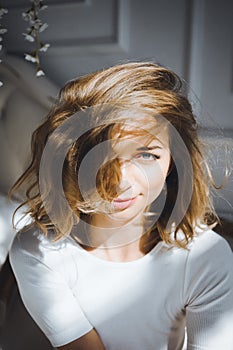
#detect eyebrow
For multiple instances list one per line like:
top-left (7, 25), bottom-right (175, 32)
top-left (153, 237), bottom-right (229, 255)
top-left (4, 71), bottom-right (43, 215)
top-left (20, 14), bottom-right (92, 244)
top-left (136, 146), bottom-right (163, 151)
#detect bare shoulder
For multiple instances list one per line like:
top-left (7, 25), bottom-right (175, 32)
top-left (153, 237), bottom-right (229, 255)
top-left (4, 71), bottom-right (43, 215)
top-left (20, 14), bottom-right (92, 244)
top-left (57, 329), bottom-right (105, 350)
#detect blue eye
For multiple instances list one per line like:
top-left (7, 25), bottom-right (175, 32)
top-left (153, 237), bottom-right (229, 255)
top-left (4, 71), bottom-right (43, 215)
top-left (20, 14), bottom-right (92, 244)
top-left (135, 153), bottom-right (160, 161)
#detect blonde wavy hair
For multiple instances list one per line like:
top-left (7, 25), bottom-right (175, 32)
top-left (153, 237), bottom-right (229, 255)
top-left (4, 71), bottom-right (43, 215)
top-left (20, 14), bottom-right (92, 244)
top-left (10, 61), bottom-right (217, 250)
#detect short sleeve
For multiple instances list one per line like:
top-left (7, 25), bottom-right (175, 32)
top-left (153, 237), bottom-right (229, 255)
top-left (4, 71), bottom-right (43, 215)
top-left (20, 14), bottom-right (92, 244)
top-left (9, 236), bottom-right (93, 348)
top-left (183, 231), bottom-right (233, 349)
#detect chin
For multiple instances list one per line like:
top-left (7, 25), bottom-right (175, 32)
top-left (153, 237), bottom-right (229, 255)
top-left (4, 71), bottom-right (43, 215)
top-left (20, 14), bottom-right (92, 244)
top-left (110, 205), bottom-right (146, 224)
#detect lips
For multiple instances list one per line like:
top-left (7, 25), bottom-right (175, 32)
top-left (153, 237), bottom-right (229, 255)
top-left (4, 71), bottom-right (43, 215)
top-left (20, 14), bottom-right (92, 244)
top-left (113, 197), bottom-right (137, 210)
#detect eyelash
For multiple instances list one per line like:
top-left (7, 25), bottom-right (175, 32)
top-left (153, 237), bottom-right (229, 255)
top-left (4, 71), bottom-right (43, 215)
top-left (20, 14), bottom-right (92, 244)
top-left (134, 152), bottom-right (160, 161)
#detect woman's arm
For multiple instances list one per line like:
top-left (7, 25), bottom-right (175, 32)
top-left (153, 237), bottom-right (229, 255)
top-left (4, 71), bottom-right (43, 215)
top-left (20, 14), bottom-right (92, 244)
top-left (9, 234), bottom-right (94, 348)
top-left (57, 329), bottom-right (105, 350)
top-left (184, 232), bottom-right (233, 349)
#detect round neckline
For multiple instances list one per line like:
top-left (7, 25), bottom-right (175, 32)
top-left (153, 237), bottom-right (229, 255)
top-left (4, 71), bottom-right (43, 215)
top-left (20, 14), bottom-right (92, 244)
top-left (69, 236), bottom-right (164, 266)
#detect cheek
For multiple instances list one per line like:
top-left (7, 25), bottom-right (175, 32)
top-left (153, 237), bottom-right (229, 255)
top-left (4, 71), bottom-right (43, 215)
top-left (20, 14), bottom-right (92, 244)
top-left (147, 175), bottom-right (166, 197)
top-left (139, 164), bottom-right (168, 203)
top-left (140, 164), bottom-right (167, 188)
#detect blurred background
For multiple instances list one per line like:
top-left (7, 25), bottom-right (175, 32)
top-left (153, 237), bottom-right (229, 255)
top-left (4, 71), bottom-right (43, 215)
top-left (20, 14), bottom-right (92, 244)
top-left (0, 0), bottom-right (232, 349)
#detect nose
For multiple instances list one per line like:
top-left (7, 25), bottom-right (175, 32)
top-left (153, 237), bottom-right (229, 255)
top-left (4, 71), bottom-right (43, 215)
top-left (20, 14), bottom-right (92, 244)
top-left (117, 159), bottom-right (134, 194)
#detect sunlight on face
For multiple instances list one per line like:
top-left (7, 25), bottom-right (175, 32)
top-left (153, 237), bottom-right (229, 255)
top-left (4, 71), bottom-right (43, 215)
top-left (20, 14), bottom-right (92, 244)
top-left (107, 126), bottom-right (171, 223)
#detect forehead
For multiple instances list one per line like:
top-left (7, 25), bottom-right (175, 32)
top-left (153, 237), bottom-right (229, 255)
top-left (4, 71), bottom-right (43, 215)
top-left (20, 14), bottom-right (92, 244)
top-left (111, 121), bottom-right (169, 149)
top-left (111, 118), bottom-right (169, 144)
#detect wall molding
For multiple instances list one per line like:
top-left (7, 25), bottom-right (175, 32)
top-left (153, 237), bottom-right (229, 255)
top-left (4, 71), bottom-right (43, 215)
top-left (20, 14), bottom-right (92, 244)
top-left (3, 0), bottom-right (130, 57)
top-left (1, 0), bottom-right (86, 9)
top-left (188, 0), bottom-right (205, 103)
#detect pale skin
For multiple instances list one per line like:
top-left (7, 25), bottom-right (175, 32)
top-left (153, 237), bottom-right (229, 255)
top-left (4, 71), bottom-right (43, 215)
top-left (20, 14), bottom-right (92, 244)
top-left (57, 329), bottom-right (105, 350)
top-left (87, 130), bottom-right (171, 261)
top-left (58, 129), bottom-right (171, 349)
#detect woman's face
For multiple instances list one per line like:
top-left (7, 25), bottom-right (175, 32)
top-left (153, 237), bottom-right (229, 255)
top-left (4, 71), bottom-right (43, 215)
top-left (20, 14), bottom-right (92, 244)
top-left (106, 127), bottom-right (171, 224)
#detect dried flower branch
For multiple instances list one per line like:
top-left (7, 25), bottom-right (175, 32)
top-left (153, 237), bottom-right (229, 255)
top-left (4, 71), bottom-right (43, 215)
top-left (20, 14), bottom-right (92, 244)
top-left (0, 6), bottom-right (8, 87)
top-left (22, 0), bottom-right (49, 77)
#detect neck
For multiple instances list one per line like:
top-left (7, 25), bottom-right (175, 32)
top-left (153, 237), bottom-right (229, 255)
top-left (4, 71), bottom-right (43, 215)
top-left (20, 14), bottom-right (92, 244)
top-left (88, 212), bottom-right (145, 249)
top-left (85, 239), bottom-right (145, 262)
top-left (73, 213), bottom-right (159, 262)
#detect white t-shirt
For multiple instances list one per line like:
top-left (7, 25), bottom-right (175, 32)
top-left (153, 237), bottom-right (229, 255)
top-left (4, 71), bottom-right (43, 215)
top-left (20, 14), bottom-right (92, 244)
top-left (9, 227), bottom-right (233, 349)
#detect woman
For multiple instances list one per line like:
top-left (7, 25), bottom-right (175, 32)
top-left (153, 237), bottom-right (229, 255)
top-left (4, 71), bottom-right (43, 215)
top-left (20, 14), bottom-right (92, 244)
top-left (9, 62), bottom-right (233, 349)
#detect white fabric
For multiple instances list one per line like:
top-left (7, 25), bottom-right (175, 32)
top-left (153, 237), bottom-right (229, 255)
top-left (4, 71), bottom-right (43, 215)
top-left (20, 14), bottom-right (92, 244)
top-left (9, 227), bottom-right (233, 349)
top-left (0, 195), bottom-right (16, 267)
top-left (0, 195), bottom-right (30, 267)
